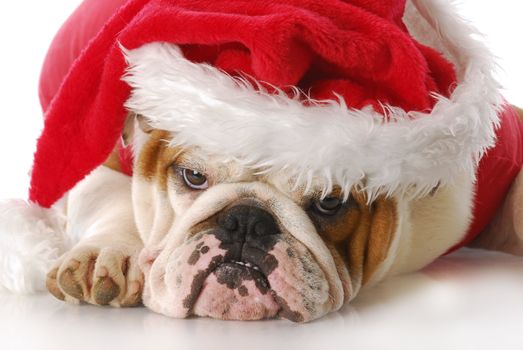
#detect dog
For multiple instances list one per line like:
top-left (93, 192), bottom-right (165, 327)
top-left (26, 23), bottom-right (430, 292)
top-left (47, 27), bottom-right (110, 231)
top-left (44, 105), bottom-right (523, 322)
top-left (1, 0), bottom-right (522, 323)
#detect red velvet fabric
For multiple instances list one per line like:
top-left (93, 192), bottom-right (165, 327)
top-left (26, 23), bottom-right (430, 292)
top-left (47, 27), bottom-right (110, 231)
top-left (33, 0), bottom-right (523, 255)
top-left (33, 0), bottom-right (456, 208)
top-left (39, 0), bottom-right (127, 111)
top-left (447, 105), bottom-right (523, 253)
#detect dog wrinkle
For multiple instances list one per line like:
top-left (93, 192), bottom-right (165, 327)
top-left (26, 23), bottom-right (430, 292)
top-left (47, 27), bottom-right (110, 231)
top-left (298, 256), bottom-right (324, 295)
top-left (324, 241), bottom-right (351, 301)
top-left (234, 188), bottom-right (258, 199)
top-left (136, 130), bottom-right (168, 179)
top-left (136, 130), bottom-right (183, 190)
top-left (296, 255), bottom-right (325, 314)
top-left (263, 239), bottom-right (329, 321)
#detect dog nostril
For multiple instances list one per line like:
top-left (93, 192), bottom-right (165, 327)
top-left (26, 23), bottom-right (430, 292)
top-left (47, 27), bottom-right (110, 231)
top-left (254, 220), bottom-right (279, 236)
top-left (218, 205), bottom-right (279, 238)
top-left (220, 215), bottom-right (238, 232)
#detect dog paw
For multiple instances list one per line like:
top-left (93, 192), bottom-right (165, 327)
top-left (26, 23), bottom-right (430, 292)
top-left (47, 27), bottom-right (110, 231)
top-left (46, 245), bottom-right (143, 307)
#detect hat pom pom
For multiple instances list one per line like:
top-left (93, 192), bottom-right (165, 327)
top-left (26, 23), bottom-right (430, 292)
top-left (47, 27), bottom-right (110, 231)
top-left (0, 199), bottom-right (70, 294)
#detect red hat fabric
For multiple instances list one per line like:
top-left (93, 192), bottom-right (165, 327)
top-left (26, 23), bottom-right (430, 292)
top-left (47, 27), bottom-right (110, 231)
top-left (32, 0), bottom-right (483, 209)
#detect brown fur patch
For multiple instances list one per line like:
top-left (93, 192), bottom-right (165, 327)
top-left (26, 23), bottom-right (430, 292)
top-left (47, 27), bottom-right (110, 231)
top-left (136, 130), bottom-right (182, 190)
top-left (103, 146), bottom-right (123, 173)
top-left (360, 197), bottom-right (397, 284)
top-left (313, 192), bottom-right (397, 286)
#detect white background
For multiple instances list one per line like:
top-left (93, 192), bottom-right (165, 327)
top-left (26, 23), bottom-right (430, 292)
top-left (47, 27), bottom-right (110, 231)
top-left (0, 1), bottom-right (522, 349)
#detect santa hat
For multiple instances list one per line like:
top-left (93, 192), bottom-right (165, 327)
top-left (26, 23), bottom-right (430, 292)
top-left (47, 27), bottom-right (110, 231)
top-left (0, 0), bottom-right (501, 293)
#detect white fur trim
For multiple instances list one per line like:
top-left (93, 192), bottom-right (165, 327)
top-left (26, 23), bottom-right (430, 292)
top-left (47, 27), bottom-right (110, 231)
top-left (122, 0), bottom-right (501, 200)
top-left (0, 200), bottom-right (70, 294)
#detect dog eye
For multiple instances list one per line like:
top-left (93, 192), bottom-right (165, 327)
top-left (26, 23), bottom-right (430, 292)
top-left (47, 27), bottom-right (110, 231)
top-left (182, 168), bottom-right (209, 190)
top-left (312, 196), bottom-right (343, 216)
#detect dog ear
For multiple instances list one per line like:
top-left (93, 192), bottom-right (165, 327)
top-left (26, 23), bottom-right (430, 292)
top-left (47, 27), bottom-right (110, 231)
top-left (136, 114), bottom-right (154, 134)
top-left (122, 113), bottom-right (154, 147)
top-left (121, 113), bottom-right (135, 147)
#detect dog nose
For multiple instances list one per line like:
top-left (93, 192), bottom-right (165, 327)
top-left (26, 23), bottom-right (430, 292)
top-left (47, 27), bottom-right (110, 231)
top-left (217, 205), bottom-right (280, 241)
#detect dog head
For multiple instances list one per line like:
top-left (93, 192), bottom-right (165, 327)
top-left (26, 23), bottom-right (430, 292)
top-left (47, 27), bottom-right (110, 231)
top-left (132, 129), bottom-right (399, 322)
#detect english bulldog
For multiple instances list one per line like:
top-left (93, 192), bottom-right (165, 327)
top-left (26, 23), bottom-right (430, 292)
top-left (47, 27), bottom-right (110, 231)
top-left (45, 104), bottom-right (523, 322)
top-left (1, 0), bottom-right (522, 323)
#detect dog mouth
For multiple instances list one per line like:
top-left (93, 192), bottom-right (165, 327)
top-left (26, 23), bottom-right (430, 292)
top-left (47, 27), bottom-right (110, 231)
top-left (189, 256), bottom-right (304, 322)
top-left (210, 260), bottom-right (271, 295)
top-left (217, 261), bottom-right (269, 289)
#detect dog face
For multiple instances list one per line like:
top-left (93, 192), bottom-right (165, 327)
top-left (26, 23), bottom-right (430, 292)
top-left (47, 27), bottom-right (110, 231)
top-left (133, 130), bottom-right (398, 322)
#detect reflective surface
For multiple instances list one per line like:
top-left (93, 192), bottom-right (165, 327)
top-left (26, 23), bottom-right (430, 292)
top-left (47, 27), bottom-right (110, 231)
top-left (2, 248), bottom-right (523, 350)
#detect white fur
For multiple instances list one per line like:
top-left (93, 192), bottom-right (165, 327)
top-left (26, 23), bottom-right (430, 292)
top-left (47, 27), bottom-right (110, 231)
top-left (66, 166), bottom-right (137, 244)
top-left (0, 167), bottom-right (140, 295)
top-left (361, 170), bottom-right (475, 286)
top-left (122, 0), bottom-right (501, 201)
top-left (388, 172), bottom-right (476, 276)
top-left (0, 199), bottom-right (69, 293)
